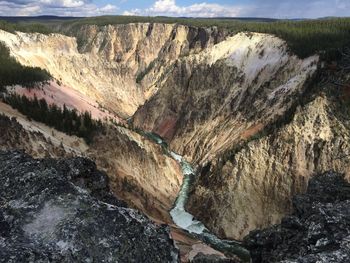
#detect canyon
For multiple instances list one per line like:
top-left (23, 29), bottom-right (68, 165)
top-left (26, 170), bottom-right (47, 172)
top-left (0, 20), bottom-right (350, 262)
top-left (0, 24), bottom-right (226, 117)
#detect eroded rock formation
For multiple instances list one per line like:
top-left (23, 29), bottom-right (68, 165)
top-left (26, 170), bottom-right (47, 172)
top-left (0, 113), bottom-right (68, 158)
top-left (1, 22), bottom-right (349, 259)
top-left (0, 101), bottom-right (182, 225)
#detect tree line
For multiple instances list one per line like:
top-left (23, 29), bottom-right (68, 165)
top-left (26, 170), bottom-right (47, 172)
top-left (0, 20), bottom-right (54, 35)
top-left (64, 16), bottom-right (350, 59)
top-left (3, 94), bottom-right (103, 143)
top-left (1, 16), bottom-right (349, 59)
top-left (0, 42), bottom-right (51, 89)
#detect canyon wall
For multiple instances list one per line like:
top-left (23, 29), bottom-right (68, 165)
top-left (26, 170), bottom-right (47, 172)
top-left (133, 33), bottom-right (318, 164)
top-left (88, 126), bottom-right (183, 223)
top-left (0, 24), bottom-right (213, 223)
top-left (187, 95), bottom-right (350, 239)
top-left (0, 101), bottom-right (87, 158)
top-left (0, 102), bottom-right (182, 224)
top-left (2, 23), bottom-right (349, 246)
top-left (0, 24), bottom-right (226, 117)
top-left (132, 30), bottom-right (350, 240)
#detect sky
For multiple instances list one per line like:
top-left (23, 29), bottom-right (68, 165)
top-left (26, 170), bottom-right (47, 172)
top-left (0, 0), bottom-right (349, 18)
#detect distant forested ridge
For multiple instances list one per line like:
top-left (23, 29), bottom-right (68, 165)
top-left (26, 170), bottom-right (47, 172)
top-left (3, 93), bottom-right (102, 143)
top-left (0, 20), bottom-right (55, 34)
top-left (0, 42), bottom-right (51, 89)
top-left (63, 16), bottom-right (350, 59)
top-left (1, 16), bottom-right (349, 60)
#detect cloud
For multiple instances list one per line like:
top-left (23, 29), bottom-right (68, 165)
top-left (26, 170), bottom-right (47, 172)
top-left (17, 5), bottom-right (42, 16)
top-left (143, 0), bottom-right (242, 17)
top-left (122, 0), bottom-right (349, 18)
top-left (122, 9), bottom-right (142, 16)
top-left (0, 0), bottom-right (348, 18)
top-left (42, 0), bottom-right (87, 8)
top-left (0, 0), bottom-right (118, 16)
top-left (99, 4), bottom-right (118, 13)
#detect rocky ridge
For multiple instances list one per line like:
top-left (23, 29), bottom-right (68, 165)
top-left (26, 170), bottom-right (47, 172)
top-left (244, 171), bottom-right (350, 263)
top-left (0, 114), bottom-right (68, 158)
top-left (0, 100), bottom-right (88, 158)
top-left (1, 22), bottom-right (349, 261)
top-left (0, 150), bottom-right (178, 263)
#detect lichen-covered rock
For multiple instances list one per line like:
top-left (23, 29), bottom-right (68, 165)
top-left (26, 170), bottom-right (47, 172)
top-left (0, 150), bottom-right (178, 263)
top-left (243, 171), bottom-right (350, 263)
top-left (191, 253), bottom-right (240, 263)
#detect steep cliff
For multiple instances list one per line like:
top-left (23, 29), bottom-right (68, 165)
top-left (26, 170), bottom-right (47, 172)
top-left (0, 24), bottom-right (226, 117)
top-left (186, 94), bottom-right (350, 240)
top-left (0, 101), bottom-right (87, 158)
top-left (0, 99), bottom-right (182, 225)
top-left (0, 113), bottom-right (68, 158)
top-left (133, 32), bottom-right (318, 164)
top-left (88, 125), bottom-right (183, 223)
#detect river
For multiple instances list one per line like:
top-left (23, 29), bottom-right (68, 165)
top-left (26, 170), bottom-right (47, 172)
top-left (142, 132), bottom-right (251, 262)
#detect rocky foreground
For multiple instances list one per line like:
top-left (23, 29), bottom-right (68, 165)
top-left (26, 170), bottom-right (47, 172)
top-left (244, 171), bottom-right (350, 263)
top-left (0, 150), bottom-right (178, 262)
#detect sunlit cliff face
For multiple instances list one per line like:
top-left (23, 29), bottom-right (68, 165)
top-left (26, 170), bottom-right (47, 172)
top-left (133, 32), bottom-right (318, 164)
top-left (0, 24), bottom-right (225, 118)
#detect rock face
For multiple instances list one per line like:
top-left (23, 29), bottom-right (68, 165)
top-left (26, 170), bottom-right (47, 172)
top-left (0, 24), bottom-right (226, 117)
top-left (0, 113), bottom-right (67, 158)
top-left (0, 150), bottom-right (178, 262)
top-left (0, 101), bottom-right (88, 158)
top-left (131, 31), bottom-right (330, 241)
top-left (186, 95), bottom-right (350, 240)
top-left (0, 101), bottom-right (182, 225)
top-left (244, 171), bottom-right (350, 263)
top-left (88, 125), bottom-right (183, 223)
top-left (133, 32), bottom-right (318, 164)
